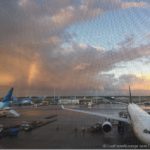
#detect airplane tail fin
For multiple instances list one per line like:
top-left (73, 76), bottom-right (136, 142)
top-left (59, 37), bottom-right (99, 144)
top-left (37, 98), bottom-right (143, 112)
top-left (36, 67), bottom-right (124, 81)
top-left (2, 87), bottom-right (14, 102)
top-left (129, 86), bottom-right (132, 103)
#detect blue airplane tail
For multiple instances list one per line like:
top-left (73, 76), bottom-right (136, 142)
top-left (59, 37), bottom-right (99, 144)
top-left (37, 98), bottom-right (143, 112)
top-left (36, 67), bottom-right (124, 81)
top-left (2, 87), bottom-right (14, 102)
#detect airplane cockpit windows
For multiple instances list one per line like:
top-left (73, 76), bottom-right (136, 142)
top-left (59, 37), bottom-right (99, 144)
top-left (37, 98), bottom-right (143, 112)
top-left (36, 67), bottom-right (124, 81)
top-left (143, 129), bottom-right (150, 134)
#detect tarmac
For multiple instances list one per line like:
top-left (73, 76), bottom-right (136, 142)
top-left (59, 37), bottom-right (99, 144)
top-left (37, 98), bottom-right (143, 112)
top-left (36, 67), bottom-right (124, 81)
top-left (0, 104), bottom-right (148, 149)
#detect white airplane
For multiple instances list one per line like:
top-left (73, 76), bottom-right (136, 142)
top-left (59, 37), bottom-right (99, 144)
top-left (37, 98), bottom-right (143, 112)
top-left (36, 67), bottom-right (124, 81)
top-left (12, 95), bottom-right (33, 106)
top-left (61, 86), bottom-right (150, 145)
top-left (0, 87), bottom-right (20, 117)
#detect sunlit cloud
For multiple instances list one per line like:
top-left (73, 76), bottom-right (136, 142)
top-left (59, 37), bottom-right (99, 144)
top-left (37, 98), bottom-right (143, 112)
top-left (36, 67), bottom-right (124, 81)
top-left (121, 1), bottom-right (147, 9)
top-left (0, 0), bottom-right (150, 96)
top-left (73, 63), bottom-right (90, 71)
top-left (28, 63), bottom-right (38, 86)
top-left (51, 6), bottom-right (75, 25)
top-left (0, 74), bottom-right (14, 86)
top-left (132, 73), bottom-right (150, 90)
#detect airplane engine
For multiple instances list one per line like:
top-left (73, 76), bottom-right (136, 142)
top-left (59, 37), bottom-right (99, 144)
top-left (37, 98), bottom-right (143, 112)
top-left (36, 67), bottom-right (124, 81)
top-left (102, 121), bottom-right (112, 133)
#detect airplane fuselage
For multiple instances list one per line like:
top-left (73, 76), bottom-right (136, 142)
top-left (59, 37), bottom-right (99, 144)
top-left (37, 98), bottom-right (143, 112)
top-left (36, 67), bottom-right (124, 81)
top-left (128, 103), bottom-right (150, 144)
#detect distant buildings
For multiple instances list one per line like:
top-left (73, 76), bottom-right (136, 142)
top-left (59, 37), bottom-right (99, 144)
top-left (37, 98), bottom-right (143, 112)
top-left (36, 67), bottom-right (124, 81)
top-left (58, 98), bottom-right (79, 104)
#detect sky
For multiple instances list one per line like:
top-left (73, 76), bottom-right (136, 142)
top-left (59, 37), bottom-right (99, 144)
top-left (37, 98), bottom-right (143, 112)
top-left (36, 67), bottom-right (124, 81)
top-left (0, 0), bottom-right (150, 96)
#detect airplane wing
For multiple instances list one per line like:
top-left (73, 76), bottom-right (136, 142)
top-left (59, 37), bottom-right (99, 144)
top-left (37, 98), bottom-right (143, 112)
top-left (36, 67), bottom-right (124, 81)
top-left (0, 108), bottom-right (20, 117)
top-left (61, 105), bottom-right (130, 124)
top-left (9, 109), bottom-right (20, 117)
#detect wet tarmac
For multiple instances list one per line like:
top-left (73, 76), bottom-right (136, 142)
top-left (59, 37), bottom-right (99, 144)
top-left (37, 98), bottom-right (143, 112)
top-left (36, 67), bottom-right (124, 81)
top-left (0, 104), bottom-right (149, 149)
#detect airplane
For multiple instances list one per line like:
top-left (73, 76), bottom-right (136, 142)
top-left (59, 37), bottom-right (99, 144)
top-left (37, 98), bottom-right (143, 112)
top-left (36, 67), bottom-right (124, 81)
top-left (33, 96), bottom-right (48, 106)
top-left (0, 87), bottom-right (20, 117)
top-left (12, 96), bottom-right (33, 106)
top-left (61, 86), bottom-right (150, 145)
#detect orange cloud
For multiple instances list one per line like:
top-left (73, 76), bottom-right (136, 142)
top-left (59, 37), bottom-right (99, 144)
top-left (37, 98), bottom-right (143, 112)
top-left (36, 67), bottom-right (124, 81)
top-left (27, 53), bottom-right (40, 86)
top-left (122, 73), bottom-right (150, 91)
top-left (51, 6), bottom-right (75, 25)
top-left (131, 83), bottom-right (150, 90)
top-left (122, 2), bottom-right (147, 9)
top-left (0, 74), bottom-right (14, 86)
top-left (28, 62), bottom-right (38, 86)
top-left (73, 63), bottom-right (90, 71)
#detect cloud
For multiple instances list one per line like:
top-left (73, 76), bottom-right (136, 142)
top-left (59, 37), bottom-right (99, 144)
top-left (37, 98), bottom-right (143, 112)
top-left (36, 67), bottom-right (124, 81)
top-left (0, 0), bottom-right (148, 45)
top-left (0, 0), bottom-right (150, 96)
top-left (118, 74), bottom-right (150, 93)
top-left (121, 1), bottom-right (147, 9)
top-left (1, 37), bottom-right (150, 96)
top-left (73, 63), bottom-right (90, 71)
top-left (0, 74), bottom-right (15, 86)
